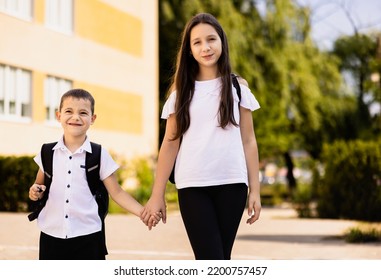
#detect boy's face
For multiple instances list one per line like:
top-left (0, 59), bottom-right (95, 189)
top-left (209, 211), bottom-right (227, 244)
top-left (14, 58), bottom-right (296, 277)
top-left (56, 97), bottom-right (96, 138)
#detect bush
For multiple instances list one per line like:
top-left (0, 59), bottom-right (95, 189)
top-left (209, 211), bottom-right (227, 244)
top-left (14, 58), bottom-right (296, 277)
top-left (292, 183), bottom-right (314, 218)
top-left (317, 140), bottom-right (381, 221)
top-left (344, 226), bottom-right (381, 243)
top-left (112, 157), bottom-right (178, 214)
top-left (0, 156), bottom-right (38, 211)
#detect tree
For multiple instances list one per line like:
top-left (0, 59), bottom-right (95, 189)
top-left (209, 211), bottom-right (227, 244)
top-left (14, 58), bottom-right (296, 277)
top-left (333, 34), bottom-right (379, 138)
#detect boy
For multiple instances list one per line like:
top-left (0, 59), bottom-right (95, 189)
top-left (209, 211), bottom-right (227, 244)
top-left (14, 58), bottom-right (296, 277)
top-left (29, 88), bottom-right (160, 259)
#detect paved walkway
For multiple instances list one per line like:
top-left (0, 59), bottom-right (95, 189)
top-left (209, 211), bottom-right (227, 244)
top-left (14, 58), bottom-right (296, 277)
top-left (1, 207), bottom-right (380, 260)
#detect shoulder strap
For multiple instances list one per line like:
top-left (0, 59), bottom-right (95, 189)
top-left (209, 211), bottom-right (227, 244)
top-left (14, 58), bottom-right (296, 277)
top-left (86, 142), bottom-right (109, 220)
top-left (41, 142), bottom-right (56, 185)
top-left (28, 142), bottom-right (56, 221)
top-left (231, 73), bottom-right (241, 101)
top-left (86, 142), bottom-right (102, 195)
top-left (86, 142), bottom-right (109, 255)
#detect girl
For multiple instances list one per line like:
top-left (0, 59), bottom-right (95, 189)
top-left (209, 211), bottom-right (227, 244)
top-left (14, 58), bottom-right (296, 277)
top-left (141, 13), bottom-right (261, 260)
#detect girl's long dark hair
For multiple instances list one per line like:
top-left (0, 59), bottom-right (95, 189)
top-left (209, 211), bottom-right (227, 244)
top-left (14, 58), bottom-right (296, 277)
top-left (169, 13), bottom-right (237, 140)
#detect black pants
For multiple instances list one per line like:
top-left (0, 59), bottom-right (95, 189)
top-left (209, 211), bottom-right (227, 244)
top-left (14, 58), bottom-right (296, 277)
top-left (178, 183), bottom-right (248, 260)
top-left (39, 231), bottom-right (106, 260)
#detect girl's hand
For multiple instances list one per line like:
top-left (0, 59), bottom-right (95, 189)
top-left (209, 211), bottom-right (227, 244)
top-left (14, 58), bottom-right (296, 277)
top-left (246, 190), bottom-right (261, 225)
top-left (141, 196), bottom-right (167, 230)
top-left (147, 212), bottom-right (163, 230)
top-left (29, 184), bottom-right (46, 201)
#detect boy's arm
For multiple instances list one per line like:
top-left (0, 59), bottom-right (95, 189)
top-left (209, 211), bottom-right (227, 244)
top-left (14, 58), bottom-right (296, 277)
top-left (103, 173), bottom-right (143, 217)
top-left (29, 169), bottom-right (46, 201)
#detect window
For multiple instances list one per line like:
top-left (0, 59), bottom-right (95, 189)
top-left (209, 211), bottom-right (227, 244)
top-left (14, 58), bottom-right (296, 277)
top-left (0, 0), bottom-right (33, 21)
top-left (45, 0), bottom-right (73, 34)
top-left (0, 64), bottom-right (32, 120)
top-left (44, 76), bottom-right (72, 121)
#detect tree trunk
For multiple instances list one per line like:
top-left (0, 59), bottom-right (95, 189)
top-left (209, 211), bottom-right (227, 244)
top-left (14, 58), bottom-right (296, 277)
top-left (284, 151), bottom-right (296, 193)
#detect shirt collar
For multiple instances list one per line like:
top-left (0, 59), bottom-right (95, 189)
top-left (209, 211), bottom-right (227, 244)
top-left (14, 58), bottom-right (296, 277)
top-left (53, 136), bottom-right (92, 154)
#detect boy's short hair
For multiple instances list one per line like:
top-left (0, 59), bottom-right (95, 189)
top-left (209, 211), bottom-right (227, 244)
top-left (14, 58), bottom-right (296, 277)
top-left (59, 88), bottom-right (95, 114)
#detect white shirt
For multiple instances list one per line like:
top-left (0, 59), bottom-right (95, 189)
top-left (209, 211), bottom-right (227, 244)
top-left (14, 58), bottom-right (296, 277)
top-left (34, 137), bottom-right (119, 239)
top-left (161, 77), bottom-right (260, 189)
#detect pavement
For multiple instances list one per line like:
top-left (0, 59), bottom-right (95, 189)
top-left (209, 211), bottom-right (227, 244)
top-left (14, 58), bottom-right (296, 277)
top-left (0, 206), bottom-right (380, 260)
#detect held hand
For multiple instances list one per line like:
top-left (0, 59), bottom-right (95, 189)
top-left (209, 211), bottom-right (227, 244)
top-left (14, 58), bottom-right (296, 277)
top-left (147, 212), bottom-right (163, 230)
top-left (246, 191), bottom-right (261, 225)
top-left (29, 184), bottom-right (46, 201)
top-left (141, 196), bottom-right (167, 230)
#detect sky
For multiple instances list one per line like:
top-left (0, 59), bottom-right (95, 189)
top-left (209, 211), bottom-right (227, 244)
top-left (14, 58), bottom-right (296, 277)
top-left (295, 0), bottom-right (381, 50)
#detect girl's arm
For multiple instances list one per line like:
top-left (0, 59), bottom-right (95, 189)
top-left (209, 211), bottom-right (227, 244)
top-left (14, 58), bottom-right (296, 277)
top-left (240, 106), bottom-right (261, 224)
top-left (140, 114), bottom-right (180, 226)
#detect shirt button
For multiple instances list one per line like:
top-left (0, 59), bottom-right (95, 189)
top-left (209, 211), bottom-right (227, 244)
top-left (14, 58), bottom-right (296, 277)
top-left (66, 199), bottom-right (69, 203)
top-left (65, 215), bottom-right (68, 218)
top-left (67, 184), bottom-right (70, 188)
top-left (69, 156), bottom-right (72, 160)
top-left (68, 170), bottom-right (71, 174)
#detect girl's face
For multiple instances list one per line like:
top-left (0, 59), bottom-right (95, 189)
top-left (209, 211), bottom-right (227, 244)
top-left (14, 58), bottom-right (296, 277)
top-left (190, 23), bottom-right (222, 71)
top-left (56, 97), bottom-right (96, 138)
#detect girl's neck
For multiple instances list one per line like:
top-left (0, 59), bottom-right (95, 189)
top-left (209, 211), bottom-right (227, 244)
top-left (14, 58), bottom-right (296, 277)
top-left (196, 68), bottom-right (219, 81)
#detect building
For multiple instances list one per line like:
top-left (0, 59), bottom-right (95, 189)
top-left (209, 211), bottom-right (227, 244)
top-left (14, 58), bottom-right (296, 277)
top-left (0, 0), bottom-right (158, 160)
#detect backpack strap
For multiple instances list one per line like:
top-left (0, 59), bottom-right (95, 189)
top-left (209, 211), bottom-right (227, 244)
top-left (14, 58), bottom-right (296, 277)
top-left (231, 73), bottom-right (241, 102)
top-left (86, 142), bottom-right (109, 255)
top-left (28, 142), bottom-right (57, 221)
top-left (86, 142), bottom-right (109, 220)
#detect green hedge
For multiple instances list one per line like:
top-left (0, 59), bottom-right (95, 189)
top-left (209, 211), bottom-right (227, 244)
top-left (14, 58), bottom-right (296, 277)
top-left (0, 156), bottom-right (38, 212)
top-left (317, 140), bottom-right (381, 221)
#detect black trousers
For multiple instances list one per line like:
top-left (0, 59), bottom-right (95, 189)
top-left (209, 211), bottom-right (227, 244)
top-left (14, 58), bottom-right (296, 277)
top-left (178, 183), bottom-right (248, 260)
top-left (39, 231), bottom-right (106, 260)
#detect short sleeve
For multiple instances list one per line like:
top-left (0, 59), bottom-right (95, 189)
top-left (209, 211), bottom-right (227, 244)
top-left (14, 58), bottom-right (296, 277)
top-left (99, 147), bottom-right (119, 181)
top-left (33, 153), bottom-right (43, 172)
top-left (239, 85), bottom-right (260, 111)
top-left (161, 91), bottom-right (176, 119)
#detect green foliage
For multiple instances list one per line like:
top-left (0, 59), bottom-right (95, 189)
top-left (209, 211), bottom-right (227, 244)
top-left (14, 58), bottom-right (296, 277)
top-left (0, 156), bottom-right (38, 212)
top-left (260, 184), bottom-right (289, 206)
top-left (292, 183), bottom-right (314, 218)
top-left (111, 157), bottom-right (179, 213)
top-left (131, 157), bottom-right (178, 206)
top-left (131, 158), bottom-right (155, 204)
top-left (332, 34), bottom-right (379, 139)
top-left (344, 227), bottom-right (381, 243)
top-left (317, 140), bottom-right (381, 221)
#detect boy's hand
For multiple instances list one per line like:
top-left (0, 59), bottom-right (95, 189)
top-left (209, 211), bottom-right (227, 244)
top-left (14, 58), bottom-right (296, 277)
top-left (29, 184), bottom-right (46, 201)
top-left (147, 212), bottom-right (162, 231)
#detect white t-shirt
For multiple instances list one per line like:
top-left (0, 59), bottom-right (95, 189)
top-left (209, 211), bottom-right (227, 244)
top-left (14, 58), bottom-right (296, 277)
top-left (34, 137), bottom-right (119, 239)
top-left (161, 77), bottom-right (260, 189)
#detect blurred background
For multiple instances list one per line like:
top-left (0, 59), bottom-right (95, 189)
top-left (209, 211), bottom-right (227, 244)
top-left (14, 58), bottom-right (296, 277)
top-left (1, 0), bottom-right (380, 241)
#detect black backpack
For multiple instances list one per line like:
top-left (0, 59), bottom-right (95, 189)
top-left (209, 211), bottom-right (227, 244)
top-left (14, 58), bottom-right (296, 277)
top-left (28, 141), bottom-right (109, 253)
top-left (168, 73), bottom-right (242, 184)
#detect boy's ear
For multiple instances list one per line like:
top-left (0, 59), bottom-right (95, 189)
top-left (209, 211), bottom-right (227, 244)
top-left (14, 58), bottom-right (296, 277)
top-left (91, 114), bottom-right (97, 124)
top-left (55, 111), bottom-right (61, 121)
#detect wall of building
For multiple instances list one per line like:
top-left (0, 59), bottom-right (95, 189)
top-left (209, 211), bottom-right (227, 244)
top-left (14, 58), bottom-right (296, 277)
top-left (0, 0), bottom-right (158, 159)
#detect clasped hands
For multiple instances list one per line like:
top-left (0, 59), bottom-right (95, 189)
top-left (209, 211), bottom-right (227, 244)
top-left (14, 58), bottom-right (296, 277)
top-left (140, 196), bottom-right (166, 231)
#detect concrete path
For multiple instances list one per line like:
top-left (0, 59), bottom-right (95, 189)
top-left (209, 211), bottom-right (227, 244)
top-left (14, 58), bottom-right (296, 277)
top-left (1, 207), bottom-right (380, 260)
